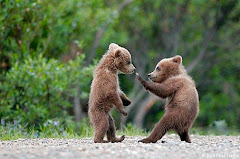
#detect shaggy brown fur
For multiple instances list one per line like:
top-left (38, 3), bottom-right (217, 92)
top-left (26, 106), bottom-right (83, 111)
top-left (136, 55), bottom-right (199, 143)
top-left (88, 43), bottom-right (135, 143)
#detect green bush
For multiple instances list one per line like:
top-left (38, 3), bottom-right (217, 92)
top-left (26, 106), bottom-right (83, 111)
top-left (0, 54), bottom-right (93, 126)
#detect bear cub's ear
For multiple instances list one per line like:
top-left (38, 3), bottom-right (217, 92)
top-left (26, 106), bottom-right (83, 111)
top-left (172, 55), bottom-right (182, 64)
top-left (109, 43), bottom-right (119, 50)
top-left (114, 49), bottom-right (121, 57)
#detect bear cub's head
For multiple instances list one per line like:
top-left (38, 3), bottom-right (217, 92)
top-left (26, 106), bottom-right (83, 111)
top-left (148, 55), bottom-right (185, 83)
top-left (109, 43), bottom-right (135, 74)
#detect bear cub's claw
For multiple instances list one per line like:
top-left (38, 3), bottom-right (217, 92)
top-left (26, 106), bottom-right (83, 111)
top-left (135, 73), bottom-right (140, 79)
top-left (136, 73), bottom-right (145, 83)
top-left (122, 111), bottom-right (128, 116)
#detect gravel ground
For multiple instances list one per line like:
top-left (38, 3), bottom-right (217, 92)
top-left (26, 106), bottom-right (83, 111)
top-left (0, 135), bottom-right (239, 159)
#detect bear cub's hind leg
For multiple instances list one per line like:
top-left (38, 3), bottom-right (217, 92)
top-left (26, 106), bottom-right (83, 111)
top-left (107, 114), bottom-right (125, 143)
top-left (178, 130), bottom-right (191, 143)
top-left (93, 113), bottom-right (109, 143)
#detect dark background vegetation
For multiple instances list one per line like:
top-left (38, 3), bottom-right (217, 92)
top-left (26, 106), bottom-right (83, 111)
top-left (0, 0), bottom-right (240, 137)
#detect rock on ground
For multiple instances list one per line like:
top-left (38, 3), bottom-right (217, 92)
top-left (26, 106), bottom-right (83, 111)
top-left (0, 135), bottom-right (239, 159)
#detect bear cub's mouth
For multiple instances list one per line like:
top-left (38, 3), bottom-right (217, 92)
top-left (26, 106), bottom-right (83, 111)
top-left (149, 76), bottom-right (157, 82)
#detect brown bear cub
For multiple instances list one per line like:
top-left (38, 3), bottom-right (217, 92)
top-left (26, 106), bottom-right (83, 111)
top-left (136, 55), bottom-right (199, 143)
top-left (88, 43), bottom-right (135, 143)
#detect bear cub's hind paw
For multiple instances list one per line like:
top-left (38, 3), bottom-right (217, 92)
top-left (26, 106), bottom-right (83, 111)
top-left (111, 135), bottom-right (125, 143)
top-left (138, 138), bottom-right (156, 143)
top-left (94, 139), bottom-right (109, 143)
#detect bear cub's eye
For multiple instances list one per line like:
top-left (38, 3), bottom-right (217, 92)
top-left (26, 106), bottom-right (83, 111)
top-left (127, 61), bottom-right (131, 65)
top-left (156, 66), bottom-right (161, 71)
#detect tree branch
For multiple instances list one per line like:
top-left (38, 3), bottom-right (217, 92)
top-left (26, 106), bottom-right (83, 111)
top-left (133, 94), bottom-right (158, 128)
top-left (186, 27), bottom-right (215, 73)
top-left (120, 88), bottom-right (146, 127)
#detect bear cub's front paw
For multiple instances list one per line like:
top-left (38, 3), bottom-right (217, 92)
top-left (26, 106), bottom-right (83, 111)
top-left (122, 99), bottom-right (131, 106)
top-left (121, 111), bottom-right (128, 116)
top-left (136, 73), bottom-right (146, 84)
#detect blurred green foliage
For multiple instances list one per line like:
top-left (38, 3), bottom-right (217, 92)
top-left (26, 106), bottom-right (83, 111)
top-left (0, 0), bottom-right (240, 137)
top-left (0, 54), bottom-right (93, 126)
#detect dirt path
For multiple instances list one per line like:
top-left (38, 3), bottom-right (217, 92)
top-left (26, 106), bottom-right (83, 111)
top-left (0, 135), bottom-right (239, 159)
